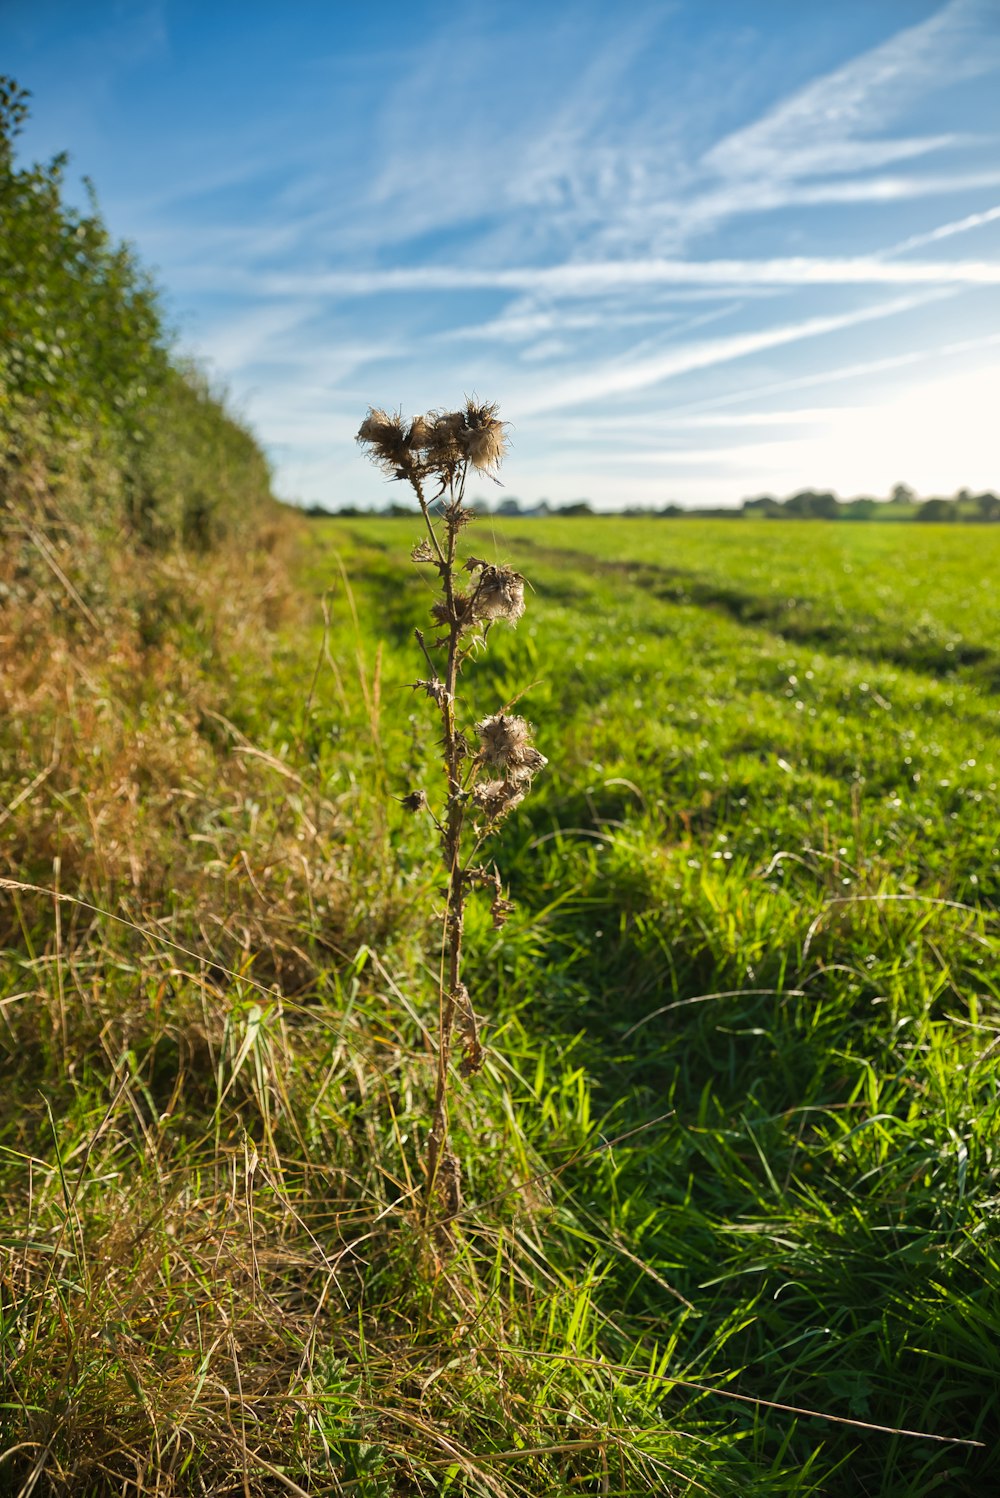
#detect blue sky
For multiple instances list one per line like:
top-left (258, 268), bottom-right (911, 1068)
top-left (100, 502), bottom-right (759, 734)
top-left (5, 0), bottom-right (1000, 509)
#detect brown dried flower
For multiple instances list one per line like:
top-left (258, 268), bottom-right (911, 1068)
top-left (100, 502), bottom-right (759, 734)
top-left (398, 789), bottom-right (429, 813)
top-left (465, 424), bottom-right (507, 471)
top-left (432, 591), bottom-right (477, 632)
top-left (475, 713), bottom-right (546, 781)
top-left (473, 564), bottom-right (525, 625)
top-left (356, 408), bottom-right (411, 476)
top-left (462, 400), bottom-right (508, 472)
top-left (411, 538), bottom-right (436, 563)
top-left (435, 411), bottom-right (467, 437)
top-left (406, 415), bottom-right (433, 448)
top-left (413, 676), bottom-right (452, 707)
top-left (472, 778), bottom-right (526, 820)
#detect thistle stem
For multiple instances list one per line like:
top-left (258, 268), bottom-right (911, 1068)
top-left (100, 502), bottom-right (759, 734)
top-left (424, 481), bottom-right (466, 1220)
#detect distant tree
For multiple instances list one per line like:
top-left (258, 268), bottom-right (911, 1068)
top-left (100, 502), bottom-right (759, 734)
top-left (496, 497), bottom-right (522, 516)
top-left (784, 490), bottom-right (841, 518)
top-left (558, 501), bottom-right (593, 516)
top-left (842, 498), bottom-right (879, 520)
top-left (975, 492), bottom-right (1000, 522)
top-left (915, 497), bottom-right (956, 522)
top-left (890, 483), bottom-right (918, 506)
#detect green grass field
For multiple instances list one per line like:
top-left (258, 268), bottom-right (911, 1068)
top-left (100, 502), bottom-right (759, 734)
top-left (3, 511), bottom-right (998, 1496)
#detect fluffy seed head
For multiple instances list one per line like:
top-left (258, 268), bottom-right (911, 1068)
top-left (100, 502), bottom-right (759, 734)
top-left (473, 778), bottom-right (526, 819)
top-left (474, 564), bottom-right (525, 625)
top-left (431, 591), bottom-right (477, 632)
top-left (356, 408), bottom-right (410, 475)
top-left (476, 713), bottom-right (530, 769)
top-left (465, 424), bottom-right (507, 471)
top-left (510, 746), bottom-right (548, 780)
top-left (435, 411), bottom-right (467, 436)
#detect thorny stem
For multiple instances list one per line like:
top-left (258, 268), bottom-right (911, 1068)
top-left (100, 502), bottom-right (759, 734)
top-left (425, 476), bottom-right (464, 1222)
top-left (355, 400), bottom-right (539, 1233)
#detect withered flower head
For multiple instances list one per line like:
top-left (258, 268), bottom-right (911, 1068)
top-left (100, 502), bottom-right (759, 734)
top-left (463, 399), bottom-right (508, 472)
top-left (474, 564), bottom-right (525, 625)
top-left (411, 538), bottom-right (436, 563)
top-left (465, 425), bottom-right (507, 472)
top-left (413, 677), bottom-right (452, 708)
top-left (435, 411), bottom-right (467, 436)
top-left (421, 410), bottom-right (467, 473)
top-left (473, 778), bottom-right (526, 820)
top-left (399, 789), bottom-right (429, 813)
top-left (357, 409), bottom-right (394, 443)
top-left (406, 415), bottom-right (433, 449)
top-left (511, 746), bottom-right (547, 779)
top-left (475, 712), bottom-right (530, 767)
top-left (432, 591), bottom-right (477, 633)
top-left (356, 407), bottom-right (410, 476)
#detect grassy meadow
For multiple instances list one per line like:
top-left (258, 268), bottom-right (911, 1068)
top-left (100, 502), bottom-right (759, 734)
top-left (6, 492), bottom-right (998, 1495)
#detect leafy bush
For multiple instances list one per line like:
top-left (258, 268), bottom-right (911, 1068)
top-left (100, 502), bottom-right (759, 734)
top-left (0, 76), bottom-right (275, 548)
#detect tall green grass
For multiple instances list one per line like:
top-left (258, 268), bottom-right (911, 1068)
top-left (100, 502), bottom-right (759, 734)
top-left (4, 505), bottom-right (997, 1493)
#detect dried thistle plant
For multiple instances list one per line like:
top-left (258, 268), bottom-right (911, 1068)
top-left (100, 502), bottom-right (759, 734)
top-left (357, 398), bottom-right (544, 1227)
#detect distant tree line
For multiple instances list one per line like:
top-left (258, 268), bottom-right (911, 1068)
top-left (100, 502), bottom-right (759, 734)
top-left (741, 483), bottom-right (1000, 522)
top-left (314, 483), bottom-right (1000, 522)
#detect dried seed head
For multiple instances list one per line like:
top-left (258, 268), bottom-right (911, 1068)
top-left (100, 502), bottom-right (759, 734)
top-left (473, 778), bottom-right (526, 820)
top-left (413, 677), bottom-right (452, 708)
top-left (476, 712), bottom-right (529, 768)
top-left (463, 399), bottom-right (508, 471)
top-left (420, 410), bottom-right (467, 473)
top-left (436, 411), bottom-right (467, 436)
top-left (398, 789), bottom-right (429, 813)
top-left (444, 498), bottom-right (477, 530)
top-left (356, 407), bottom-right (411, 476)
top-left (406, 415), bottom-right (433, 448)
top-left (474, 564), bottom-right (525, 625)
top-left (431, 591), bottom-right (477, 632)
top-left (465, 424), bottom-right (507, 471)
top-left (411, 539), bottom-right (436, 563)
top-left (509, 746), bottom-right (547, 780)
top-left (357, 409), bottom-right (394, 443)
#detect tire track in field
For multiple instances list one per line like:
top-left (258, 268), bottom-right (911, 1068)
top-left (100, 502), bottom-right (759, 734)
top-left (506, 536), bottom-right (999, 690)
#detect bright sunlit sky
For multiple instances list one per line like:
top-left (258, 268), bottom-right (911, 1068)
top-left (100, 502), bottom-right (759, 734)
top-left (5, 0), bottom-right (1000, 510)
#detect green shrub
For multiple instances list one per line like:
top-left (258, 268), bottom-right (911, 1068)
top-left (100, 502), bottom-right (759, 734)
top-left (0, 76), bottom-right (275, 549)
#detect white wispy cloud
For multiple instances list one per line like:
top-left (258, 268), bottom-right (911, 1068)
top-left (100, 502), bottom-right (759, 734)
top-left (212, 257), bottom-right (1000, 300)
top-left (542, 330), bottom-right (1000, 435)
top-left (703, 0), bottom-right (997, 184)
top-left (515, 292), bottom-right (951, 415)
top-left (885, 202), bottom-right (1000, 256)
